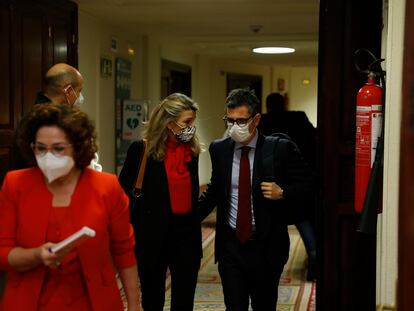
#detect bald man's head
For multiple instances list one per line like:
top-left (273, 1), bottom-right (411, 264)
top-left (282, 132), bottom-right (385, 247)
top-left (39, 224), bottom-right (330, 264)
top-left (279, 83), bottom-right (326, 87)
top-left (43, 63), bottom-right (84, 106)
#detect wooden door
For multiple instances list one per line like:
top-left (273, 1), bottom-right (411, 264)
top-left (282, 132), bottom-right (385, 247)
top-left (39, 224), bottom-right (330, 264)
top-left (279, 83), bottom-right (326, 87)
top-left (226, 73), bottom-right (263, 112)
top-left (317, 0), bottom-right (383, 309)
top-left (44, 2), bottom-right (78, 68)
top-left (0, 2), bottom-right (14, 184)
top-left (0, 0), bottom-right (77, 182)
top-left (161, 59), bottom-right (192, 98)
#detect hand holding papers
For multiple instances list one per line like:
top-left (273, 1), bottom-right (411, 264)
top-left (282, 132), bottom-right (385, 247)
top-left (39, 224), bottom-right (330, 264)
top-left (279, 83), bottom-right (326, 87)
top-left (49, 226), bottom-right (96, 254)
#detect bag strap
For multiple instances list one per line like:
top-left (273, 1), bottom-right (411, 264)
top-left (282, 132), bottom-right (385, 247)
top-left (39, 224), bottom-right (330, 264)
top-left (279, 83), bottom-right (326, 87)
top-left (133, 139), bottom-right (148, 198)
top-left (262, 133), bottom-right (301, 181)
top-left (262, 135), bottom-right (279, 180)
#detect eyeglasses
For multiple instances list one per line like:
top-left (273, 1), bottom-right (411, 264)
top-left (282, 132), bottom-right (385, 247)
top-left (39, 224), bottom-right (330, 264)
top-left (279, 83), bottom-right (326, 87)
top-left (222, 116), bottom-right (253, 127)
top-left (31, 143), bottom-right (72, 157)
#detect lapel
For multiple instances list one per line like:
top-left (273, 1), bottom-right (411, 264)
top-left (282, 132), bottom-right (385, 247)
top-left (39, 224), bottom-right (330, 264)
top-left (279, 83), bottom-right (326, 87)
top-left (70, 169), bottom-right (90, 232)
top-left (252, 134), bottom-right (265, 193)
top-left (223, 138), bottom-right (235, 196)
top-left (188, 156), bottom-right (199, 204)
top-left (70, 169), bottom-right (96, 262)
top-left (28, 169), bottom-right (53, 247)
top-left (147, 157), bottom-right (170, 202)
top-left (252, 134), bottom-right (265, 229)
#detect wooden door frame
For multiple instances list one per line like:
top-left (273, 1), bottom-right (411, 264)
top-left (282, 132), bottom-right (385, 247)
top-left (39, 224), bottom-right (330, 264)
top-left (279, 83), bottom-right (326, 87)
top-left (317, 0), bottom-right (382, 309)
top-left (398, 0), bottom-right (414, 309)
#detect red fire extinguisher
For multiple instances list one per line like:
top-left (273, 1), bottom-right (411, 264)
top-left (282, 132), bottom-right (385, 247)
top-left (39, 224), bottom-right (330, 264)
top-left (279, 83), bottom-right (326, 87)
top-left (354, 72), bottom-right (383, 213)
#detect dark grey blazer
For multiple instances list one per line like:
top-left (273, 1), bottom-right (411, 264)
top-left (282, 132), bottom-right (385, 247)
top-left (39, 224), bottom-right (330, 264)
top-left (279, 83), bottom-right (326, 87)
top-left (119, 140), bottom-right (202, 266)
top-left (198, 133), bottom-right (313, 264)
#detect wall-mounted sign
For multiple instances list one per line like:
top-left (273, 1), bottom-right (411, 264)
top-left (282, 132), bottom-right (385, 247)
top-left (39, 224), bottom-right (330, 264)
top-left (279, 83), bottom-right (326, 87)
top-left (115, 58), bottom-right (131, 174)
top-left (122, 100), bottom-right (148, 141)
top-left (115, 58), bottom-right (131, 99)
top-left (101, 57), bottom-right (112, 77)
top-left (115, 58), bottom-right (149, 174)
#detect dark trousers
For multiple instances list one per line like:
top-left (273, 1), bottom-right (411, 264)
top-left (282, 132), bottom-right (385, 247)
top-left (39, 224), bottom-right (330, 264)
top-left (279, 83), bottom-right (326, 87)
top-left (296, 219), bottom-right (316, 256)
top-left (218, 227), bottom-right (285, 311)
top-left (138, 215), bottom-right (201, 311)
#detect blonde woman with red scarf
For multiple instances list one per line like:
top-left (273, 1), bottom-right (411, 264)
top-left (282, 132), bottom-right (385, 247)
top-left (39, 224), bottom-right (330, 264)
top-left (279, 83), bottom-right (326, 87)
top-left (119, 93), bottom-right (202, 311)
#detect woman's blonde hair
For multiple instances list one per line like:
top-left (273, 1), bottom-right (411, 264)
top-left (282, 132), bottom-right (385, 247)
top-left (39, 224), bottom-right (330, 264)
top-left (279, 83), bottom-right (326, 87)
top-left (144, 93), bottom-right (201, 161)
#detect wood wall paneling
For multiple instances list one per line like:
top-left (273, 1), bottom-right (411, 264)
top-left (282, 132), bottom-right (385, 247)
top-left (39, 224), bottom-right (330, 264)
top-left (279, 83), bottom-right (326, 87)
top-left (0, 4), bottom-right (11, 127)
top-left (22, 15), bottom-right (43, 114)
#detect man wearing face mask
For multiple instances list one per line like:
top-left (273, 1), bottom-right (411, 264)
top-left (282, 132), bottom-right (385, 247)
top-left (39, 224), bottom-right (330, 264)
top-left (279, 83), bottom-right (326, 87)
top-left (198, 88), bottom-right (313, 311)
top-left (34, 63), bottom-right (85, 107)
top-left (13, 63), bottom-right (101, 171)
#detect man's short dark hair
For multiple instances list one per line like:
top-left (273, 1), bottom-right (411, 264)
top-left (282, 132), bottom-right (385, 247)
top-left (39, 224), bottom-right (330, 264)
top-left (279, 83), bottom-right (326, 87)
top-left (266, 92), bottom-right (285, 113)
top-left (225, 88), bottom-right (260, 116)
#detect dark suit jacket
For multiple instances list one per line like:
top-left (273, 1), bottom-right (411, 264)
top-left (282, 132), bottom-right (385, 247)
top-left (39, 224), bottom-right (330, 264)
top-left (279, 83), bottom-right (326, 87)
top-left (198, 133), bottom-right (313, 264)
top-left (118, 140), bottom-right (202, 266)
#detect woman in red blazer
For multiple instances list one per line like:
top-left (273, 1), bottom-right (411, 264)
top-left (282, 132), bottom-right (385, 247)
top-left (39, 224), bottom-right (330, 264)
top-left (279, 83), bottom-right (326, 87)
top-left (0, 103), bottom-right (140, 311)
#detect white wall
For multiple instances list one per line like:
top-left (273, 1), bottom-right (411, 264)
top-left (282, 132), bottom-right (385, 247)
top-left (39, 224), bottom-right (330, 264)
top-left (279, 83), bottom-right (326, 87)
top-left (269, 65), bottom-right (318, 126)
top-left (79, 10), bottom-right (144, 173)
top-left (376, 0), bottom-right (404, 307)
top-left (78, 12), bottom-right (100, 128)
top-left (290, 67), bottom-right (318, 126)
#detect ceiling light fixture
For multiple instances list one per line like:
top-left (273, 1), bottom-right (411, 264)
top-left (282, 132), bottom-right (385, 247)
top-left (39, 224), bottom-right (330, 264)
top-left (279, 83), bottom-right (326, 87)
top-left (252, 47), bottom-right (295, 54)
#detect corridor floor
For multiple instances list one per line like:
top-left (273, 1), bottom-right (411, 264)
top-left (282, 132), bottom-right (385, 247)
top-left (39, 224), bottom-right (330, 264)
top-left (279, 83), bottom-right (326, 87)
top-left (163, 226), bottom-right (316, 311)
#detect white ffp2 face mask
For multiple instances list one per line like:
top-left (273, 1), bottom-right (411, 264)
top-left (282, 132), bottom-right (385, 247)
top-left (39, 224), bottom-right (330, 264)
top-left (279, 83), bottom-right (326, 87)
top-left (228, 123), bottom-right (251, 143)
top-left (36, 152), bottom-right (75, 183)
top-left (74, 92), bottom-right (84, 107)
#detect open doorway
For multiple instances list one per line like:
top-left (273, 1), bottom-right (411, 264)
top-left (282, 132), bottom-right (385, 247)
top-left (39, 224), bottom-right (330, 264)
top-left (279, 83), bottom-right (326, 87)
top-left (161, 59), bottom-right (192, 99)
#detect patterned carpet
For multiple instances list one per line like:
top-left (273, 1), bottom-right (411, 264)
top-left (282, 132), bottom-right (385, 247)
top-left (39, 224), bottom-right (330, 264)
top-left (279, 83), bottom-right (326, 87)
top-left (163, 226), bottom-right (316, 311)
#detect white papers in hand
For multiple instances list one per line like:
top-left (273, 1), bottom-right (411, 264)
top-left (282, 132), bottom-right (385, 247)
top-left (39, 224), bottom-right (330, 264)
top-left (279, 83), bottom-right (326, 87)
top-left (49, 226), bottom-right (96, 254)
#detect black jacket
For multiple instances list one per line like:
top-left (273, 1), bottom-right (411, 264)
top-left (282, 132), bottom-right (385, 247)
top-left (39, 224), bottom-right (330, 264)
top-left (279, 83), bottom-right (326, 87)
top-left (258, 110), bottom-right (317, 168)
top-left (198, 133), bottom-right (313, 263)
top-left (118, 140), bottom-right (202, 265)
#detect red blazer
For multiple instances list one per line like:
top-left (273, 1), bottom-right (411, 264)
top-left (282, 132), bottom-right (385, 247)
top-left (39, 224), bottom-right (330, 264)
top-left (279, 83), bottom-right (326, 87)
top-left (0, 168), bottom-right (136, 311)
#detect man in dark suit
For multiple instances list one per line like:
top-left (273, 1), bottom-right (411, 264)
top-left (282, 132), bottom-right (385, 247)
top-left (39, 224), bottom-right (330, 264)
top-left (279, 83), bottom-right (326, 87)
top-left (12, 63), bottom-right (103, 171)
top-left (258, 92), bottom-right (317, 281)
top-left (199, 89), bottom-right (313, 310)
top-left (35, 63), bottom-right (85, 106)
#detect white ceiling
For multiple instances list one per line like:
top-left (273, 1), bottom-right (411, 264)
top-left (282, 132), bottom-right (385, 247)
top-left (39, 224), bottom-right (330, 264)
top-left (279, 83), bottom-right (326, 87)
top-left (79, 0), bottom-right (320, 66)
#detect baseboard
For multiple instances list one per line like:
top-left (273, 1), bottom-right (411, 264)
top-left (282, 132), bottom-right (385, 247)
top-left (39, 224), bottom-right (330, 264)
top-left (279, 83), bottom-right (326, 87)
top-left (376, 304), bottom-right (396, 311)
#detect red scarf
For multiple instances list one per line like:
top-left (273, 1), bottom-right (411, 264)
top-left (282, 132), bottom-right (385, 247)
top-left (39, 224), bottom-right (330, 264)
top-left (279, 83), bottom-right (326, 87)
top-left (164, 137), bottom-right (192, 214)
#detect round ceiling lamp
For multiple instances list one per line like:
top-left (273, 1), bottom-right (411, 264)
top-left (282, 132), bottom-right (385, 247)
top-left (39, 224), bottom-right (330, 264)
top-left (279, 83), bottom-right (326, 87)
top-left (252, 47), bottom-right (295, 54)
